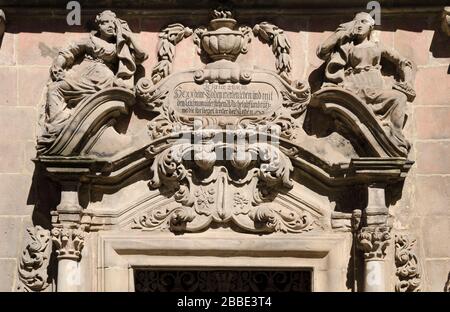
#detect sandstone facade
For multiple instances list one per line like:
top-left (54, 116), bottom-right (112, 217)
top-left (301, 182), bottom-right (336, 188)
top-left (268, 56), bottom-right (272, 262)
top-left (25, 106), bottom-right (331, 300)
top-left (0, 1), bottom-right (449, 292)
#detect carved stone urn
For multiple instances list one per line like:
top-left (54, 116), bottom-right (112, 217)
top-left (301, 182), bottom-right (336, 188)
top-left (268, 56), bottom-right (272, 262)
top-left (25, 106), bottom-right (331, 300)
top-left (198, 9), bottom-right (250, 62)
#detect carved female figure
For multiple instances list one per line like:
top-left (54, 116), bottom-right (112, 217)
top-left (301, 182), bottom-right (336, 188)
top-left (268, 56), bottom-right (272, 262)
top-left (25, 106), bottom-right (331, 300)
top-left (37, 10), bottom-right (148, 152)
top-left (317, 12), bottom-right (415, 151)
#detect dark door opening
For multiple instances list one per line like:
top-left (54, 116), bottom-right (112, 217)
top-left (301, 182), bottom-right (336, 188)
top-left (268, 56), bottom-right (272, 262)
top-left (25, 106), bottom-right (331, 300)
top-left (134, 269), bottom-right (312, 292)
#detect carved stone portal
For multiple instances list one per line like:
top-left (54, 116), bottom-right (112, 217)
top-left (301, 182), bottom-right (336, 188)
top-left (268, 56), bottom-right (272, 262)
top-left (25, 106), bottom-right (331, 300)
top-left (30, 8), bottom-right (417, 292)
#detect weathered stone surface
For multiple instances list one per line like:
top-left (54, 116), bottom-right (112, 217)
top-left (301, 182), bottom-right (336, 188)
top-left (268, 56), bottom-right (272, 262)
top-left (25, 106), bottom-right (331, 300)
top-left (415, 107), bottom-right (450, 140)
top-left (0, 216), bottom-right (22, 258)
top-left (0, 32), bottom-right (15, 65)
top-left (422, 217), bottom-right (450, 258)
top-left (0, 67), bottom-right (17, 106)
top-left (0, 174), bottom-right (34, 215)
top-left (0, 259), bottom-right (16, 292)
top-left (0, 141), bottom-right (24, 173)
top-left (18, 67), bottom-right (49, 107)
top-left (424, 259), bottom-right (450, 292)
top-left (414, 66), bottom-right (450, 106)
top-left (394, 29), bottom-right (434, 67)
top-left (0, 4), bottom-right (448, 293)
top-left (0, 108), bottom-right (36, 141)
top-left (416, 176), bottom-right (450, 216)
top-left (416, 142), bottom-right (450, 174)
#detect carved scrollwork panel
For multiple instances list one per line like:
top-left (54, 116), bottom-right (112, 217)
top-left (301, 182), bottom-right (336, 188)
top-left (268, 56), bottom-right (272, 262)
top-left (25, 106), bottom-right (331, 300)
top-left (17, 226), bottom-right (52, 292)
top-left (395, 234), bottom-right (421, 292)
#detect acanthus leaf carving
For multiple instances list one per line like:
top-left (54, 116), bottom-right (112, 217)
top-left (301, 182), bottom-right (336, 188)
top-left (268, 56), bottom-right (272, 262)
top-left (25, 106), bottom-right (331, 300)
top-left (51, 227), bottom-right (86, 261)
top-left (357, 226), bottom-right (391, 260)
top-left (395, 234), bottom-right (421, 292)
top-left (17, 226), bottom-right (52, 292)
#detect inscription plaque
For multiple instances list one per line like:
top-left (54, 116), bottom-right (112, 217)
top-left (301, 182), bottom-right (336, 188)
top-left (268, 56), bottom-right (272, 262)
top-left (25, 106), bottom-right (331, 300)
top-left (172, 82), bottom-right (279, 116)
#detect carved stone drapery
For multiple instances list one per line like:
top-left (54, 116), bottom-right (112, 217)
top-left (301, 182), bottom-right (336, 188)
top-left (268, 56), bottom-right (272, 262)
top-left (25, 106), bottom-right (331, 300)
top-left (357, 226), bottom-right (391, 260)
top-left (17, 226), bottom-right (52, 292)
top-left (37, 10), bottom-right (147, 154)
top-left (51, 227), bottom-right (85, 261)
top-left (395, 234), bottom-right (421, 292)
top-left (314, 12), bottom-right (416, 156)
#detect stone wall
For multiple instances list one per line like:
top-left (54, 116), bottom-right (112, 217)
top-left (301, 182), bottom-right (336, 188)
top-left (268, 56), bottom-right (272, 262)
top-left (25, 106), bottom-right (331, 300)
top-left (0, 6), bottom-right (448, 291)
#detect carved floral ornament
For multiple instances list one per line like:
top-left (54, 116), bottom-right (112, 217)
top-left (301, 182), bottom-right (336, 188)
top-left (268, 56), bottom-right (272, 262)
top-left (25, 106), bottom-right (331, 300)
top-left (17, 226), bottom-right (52, 292)
top-left (32, 9), bottom-right (416, 237)
top-left (395, 234), bottom-right (421, 292)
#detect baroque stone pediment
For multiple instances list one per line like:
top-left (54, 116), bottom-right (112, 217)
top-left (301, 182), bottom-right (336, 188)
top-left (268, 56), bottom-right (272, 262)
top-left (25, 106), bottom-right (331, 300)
top-left (35, 8), bottom-right (414, 235)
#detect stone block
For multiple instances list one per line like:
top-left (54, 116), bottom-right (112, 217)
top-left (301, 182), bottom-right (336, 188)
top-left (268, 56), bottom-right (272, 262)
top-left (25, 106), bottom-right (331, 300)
top-left (416, 176), bottom-right (450, 217)
top-left (414, 66), bottom-right (450, 106)
top-left (0, 67), bottom-right (17, 106)
top-left (0, 32), bottom-right (16, 65)
top-left (14, 16), bottom-right (87, 66)
top-left (422, 217), bottom-right (450, 258)
top-left (394, 29), bottom-right (434, 66)
top-left (415, 142), bottom-right (450, 174)
top-left (415, 107), bottom-right (450, 140)
top-left (0, 141), bottom-right (24, 173)
top-left (0, 174), bottom-right (34, 215)
top-left (18, 67), bottom-right (49, 107)
top-left (0, 259), bottom-right (16, 291)
top-left (0, 107), bottom-right (36, 141)
top-left (424, 259), bottom-right (450, 292)
top-left (0, 216), bottom-right (22, 258)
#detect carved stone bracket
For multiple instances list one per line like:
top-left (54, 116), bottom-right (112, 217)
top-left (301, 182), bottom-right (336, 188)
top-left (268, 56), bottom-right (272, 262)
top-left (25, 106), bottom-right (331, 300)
top-left (357, 226), bottom-right (391, 260)
top-left (51, 227), bottom-right (86, 261)
top-left (253, 22), bottom-right (292, 82)
top-left (17, 226), bottom-right (52, 292)
top-left (395, 234), bottom-right (421, 292)
top-left (151, 23), bottom-right (193, 84)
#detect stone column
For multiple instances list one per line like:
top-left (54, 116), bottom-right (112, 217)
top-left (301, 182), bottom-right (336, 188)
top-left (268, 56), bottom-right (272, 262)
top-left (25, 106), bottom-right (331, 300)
top-left (356, 185), bottom-right (391, 292)
top-left (51, 181), bottom-right (85, 292)
top-left (51, 227), bottom-right (85, 292)
top-left (357, 226), bottom-right (391, 292)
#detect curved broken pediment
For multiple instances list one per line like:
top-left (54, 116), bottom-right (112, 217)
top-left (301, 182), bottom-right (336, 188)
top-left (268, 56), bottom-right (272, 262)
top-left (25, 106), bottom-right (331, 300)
top-left (34, 9), bottom-right (414, 237)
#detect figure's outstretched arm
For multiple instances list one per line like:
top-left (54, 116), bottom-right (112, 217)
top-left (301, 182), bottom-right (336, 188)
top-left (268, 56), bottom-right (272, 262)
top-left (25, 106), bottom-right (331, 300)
top-left (381, 45), bottom-right (414, 84)
top-left (50, 39), bottom-right (89, 81)
top-left (381, 45), bottom-right (416, 100)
